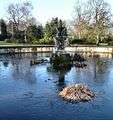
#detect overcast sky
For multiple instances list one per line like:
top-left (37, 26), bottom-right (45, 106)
top-left (0, 0), bottom-right (113, 24)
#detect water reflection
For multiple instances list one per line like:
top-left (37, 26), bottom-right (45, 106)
top-left (90, 57), bottom-right (109, 84)
top-left (3, 61), bottom-right (9, 67)
top-left (0, 53), bottom-right (113, 120)
top-left (12, 61), bottom-right (37, 84)
top-left (0, 53), bottom-right (112, 86)
top-left (82, 52), bottom-right (113, 59)
top-left (0, 53), bottom-right (51, 86)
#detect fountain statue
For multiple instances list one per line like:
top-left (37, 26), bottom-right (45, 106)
top-left (50, 19), bottom-right (86, 70)
top-left (53, 20), bottom-right (69, 53)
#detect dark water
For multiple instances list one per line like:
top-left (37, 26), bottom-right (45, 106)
top-left (0, 53), bottom-right (113, 120)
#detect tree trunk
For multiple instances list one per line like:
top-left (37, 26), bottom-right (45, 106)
top-left (24, 29), bottom-right (27, 43)
top-left (11, 23), bottom-right (14, 39)
top-left (96, 34), bottom-right (99, 46)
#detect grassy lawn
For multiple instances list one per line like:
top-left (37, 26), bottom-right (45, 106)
top-left (0, 41), bottom-right (54, 47)
top-left (0, 41), bottom-right (16, 45)
top-left (0, 41), bottom-right (26, 46)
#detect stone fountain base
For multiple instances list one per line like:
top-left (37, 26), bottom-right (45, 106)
top-left (59, 84), bottom-right (94, 102)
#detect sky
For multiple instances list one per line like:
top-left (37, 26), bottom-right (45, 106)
top-left (0, 0), bottom-right (75, 24)
top-left (0, 0), bottom-right (113, 24)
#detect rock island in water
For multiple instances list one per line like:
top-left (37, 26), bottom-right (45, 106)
top-left (59, 84), bottom-right (95, 102)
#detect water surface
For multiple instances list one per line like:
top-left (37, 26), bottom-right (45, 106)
top-left (0, 53), bottom-right (113, 120)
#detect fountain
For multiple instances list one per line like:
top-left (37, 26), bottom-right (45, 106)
top-left (53, 20), bottom-right (68, 53)
top-left (51, 20), bottom-right (71, 64)
top-left (51, 20), bottom-right (86, 69)
top-left (49, 21), bottom-right (95, 102)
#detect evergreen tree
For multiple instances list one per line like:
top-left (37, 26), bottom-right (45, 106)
top-left (44, 18), bottom-right (68, 46)
top-left (0, 19), bottom-right (7, 40)
top-left (27, 24), bottom-right (44, 43)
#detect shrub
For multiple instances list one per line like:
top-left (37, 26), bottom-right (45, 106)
top-left (5, 39), bottom-right (18, 43)
top-left (108, 41), bottom-right (113, 46)
top-left (38, 37), bottom-right (54, 45)
top-left (70, 38), bottom-right (87, 44)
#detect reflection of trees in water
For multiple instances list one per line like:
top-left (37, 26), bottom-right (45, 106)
top-left (47, 65), bottom-right (66, 87)
top-left (7, 54), bottom-right (36, 84)
top-left (93, 57), bottom-right (108, 84)
top-left (0, 54), bottom-right (11, 68)
top-left (57, 71), bottom-right (66, 88)
top-left (57, 75), bottom-right (66, 91)
top-left (94, 58), bottom-right (107, 74)
top-left (81, 56), bottom-right (110, 84)
top-left (10, 55), bottom-right (37, 85)
top-left (58, 65), bottom-right (72, 85)
top-left (1, 53), bottom-right (52, 82)
top-left (96, 60), bottom-right (107, 73)
top-left (3, 61), bottom-right (9, 67)
top-left (47, 64), bottom-right (72, 90)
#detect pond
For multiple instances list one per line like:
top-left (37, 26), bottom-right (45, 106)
top-left (0, 53), bottom-right (113, 120)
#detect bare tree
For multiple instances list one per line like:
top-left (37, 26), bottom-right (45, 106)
top-left (73, 0), bottom-right (90, 39)
top-left (87, 0), bottom-right (112, 44)
top-left (73, 0), bottom-right (112, 44)
top-left (7, 1), bottom-right (33, 42)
